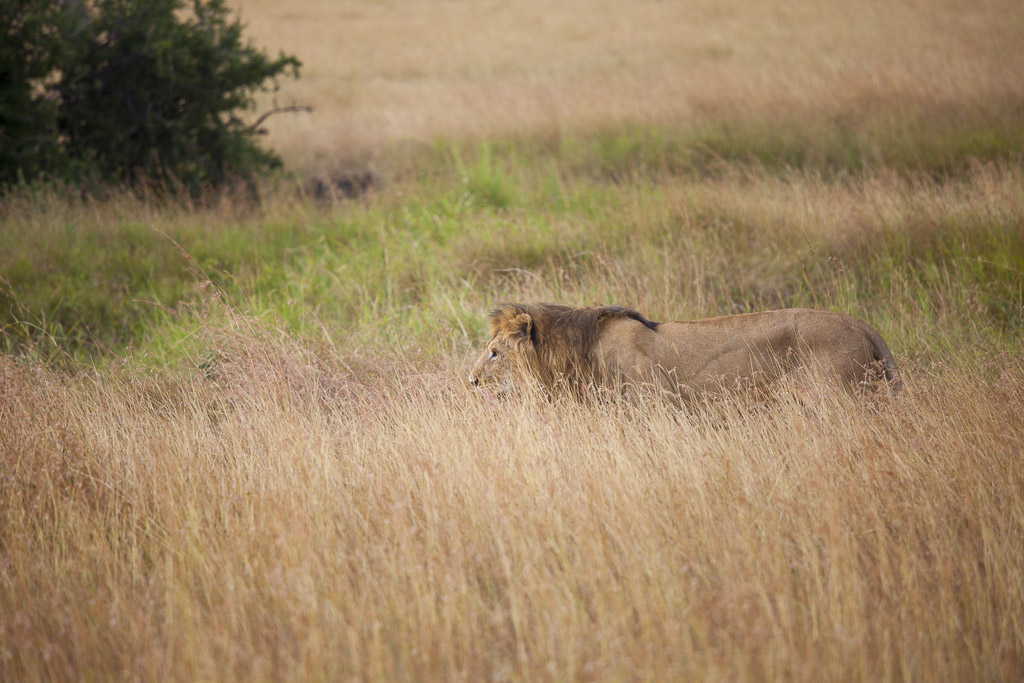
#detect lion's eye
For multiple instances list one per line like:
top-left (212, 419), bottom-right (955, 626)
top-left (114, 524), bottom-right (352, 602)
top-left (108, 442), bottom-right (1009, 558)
top-left (488, 350), bottom-right (498, 361)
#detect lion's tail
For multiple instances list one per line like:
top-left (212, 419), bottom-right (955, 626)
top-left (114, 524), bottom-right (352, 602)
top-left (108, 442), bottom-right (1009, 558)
top-left (863, 323), bottom-right (902, 392)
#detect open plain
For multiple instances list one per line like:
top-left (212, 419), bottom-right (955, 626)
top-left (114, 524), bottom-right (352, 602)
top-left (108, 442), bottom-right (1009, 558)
top-left (2, 0), bottom-right (1023, 680)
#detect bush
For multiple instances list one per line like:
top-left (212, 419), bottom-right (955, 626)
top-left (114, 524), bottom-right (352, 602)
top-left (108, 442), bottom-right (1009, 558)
top-left (1, 0), bottom-right (301, 193)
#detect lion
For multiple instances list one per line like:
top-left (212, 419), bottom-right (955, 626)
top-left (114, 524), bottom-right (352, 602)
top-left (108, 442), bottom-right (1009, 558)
top-left (469, 303), bottom-right (901, 399)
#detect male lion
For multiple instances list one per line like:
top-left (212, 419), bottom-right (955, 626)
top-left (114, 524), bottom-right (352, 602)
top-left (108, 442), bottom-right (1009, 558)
top-left (469, 303), bottom-right (901, 399)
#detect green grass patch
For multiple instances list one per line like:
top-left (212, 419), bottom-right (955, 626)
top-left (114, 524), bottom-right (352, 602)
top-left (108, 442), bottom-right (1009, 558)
top-left (2, 125), bottom-right (1022, 371)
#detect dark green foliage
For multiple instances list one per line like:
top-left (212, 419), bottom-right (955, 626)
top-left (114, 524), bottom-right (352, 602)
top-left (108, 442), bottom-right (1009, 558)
top-left (1, 0), bottom-right (300, 192)
top-left (1, 0), bottom-right (70, 181)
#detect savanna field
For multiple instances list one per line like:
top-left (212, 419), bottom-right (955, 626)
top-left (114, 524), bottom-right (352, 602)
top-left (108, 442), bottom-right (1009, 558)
top-left (2, 0), bottom-right (1024, 680)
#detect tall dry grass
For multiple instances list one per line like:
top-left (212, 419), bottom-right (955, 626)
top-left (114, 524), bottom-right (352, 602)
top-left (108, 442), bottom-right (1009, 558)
top-left (2, 319), bottom-right (1023, 680)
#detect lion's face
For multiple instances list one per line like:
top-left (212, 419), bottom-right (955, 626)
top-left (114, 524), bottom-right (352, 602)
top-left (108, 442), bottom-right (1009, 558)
top-left (468, 335), bottom-right (515, 387)
top-left (468, 311), bottom-right (536, 393)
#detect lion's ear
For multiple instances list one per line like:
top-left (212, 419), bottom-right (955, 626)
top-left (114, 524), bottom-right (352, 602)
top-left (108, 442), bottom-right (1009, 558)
top-left (509, 313), bottom-right (533, 344)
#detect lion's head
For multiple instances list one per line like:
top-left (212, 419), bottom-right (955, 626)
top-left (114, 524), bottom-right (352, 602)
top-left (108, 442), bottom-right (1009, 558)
top-left (469, 303), bottom-right (657, 395)
top-left (468, 306), bottom-right (540, 393)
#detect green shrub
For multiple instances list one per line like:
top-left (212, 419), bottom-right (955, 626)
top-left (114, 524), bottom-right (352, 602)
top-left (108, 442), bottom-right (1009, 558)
top-left (1, 0), bottom-right (300, 193)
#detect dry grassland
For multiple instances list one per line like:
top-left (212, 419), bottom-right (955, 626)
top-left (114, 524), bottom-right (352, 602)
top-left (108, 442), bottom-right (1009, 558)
top-left (2, 338), bottom-right (1023, 681)
top-left (2, 0), bottom-right (1024, 680)
top-left (232, 0), bottom-right (1024, 168)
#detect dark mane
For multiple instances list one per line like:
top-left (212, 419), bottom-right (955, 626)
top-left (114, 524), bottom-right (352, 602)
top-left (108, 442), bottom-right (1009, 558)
top-left (489, 303), bottom-right (659, 385)
top-left (597, 306), bottom-right (661, 331)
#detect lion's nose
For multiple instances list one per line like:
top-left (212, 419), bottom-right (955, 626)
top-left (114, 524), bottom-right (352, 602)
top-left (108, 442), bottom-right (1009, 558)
top-left (469, 376), bottom-right (479, 386)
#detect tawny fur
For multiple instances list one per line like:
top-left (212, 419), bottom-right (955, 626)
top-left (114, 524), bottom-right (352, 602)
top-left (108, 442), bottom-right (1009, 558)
top-left (469, 303), bottom-right (901, 398)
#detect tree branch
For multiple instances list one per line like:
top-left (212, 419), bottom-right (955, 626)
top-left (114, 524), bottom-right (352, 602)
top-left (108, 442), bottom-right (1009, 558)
top-left (249, 104), bottom-right (313, 134)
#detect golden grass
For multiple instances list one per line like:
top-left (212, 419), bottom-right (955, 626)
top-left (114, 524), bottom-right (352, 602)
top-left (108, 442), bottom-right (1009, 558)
top-left (2, 327), bottom-right (1022, 680)
top-left (229, 0), bottom-right (1024, 168)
